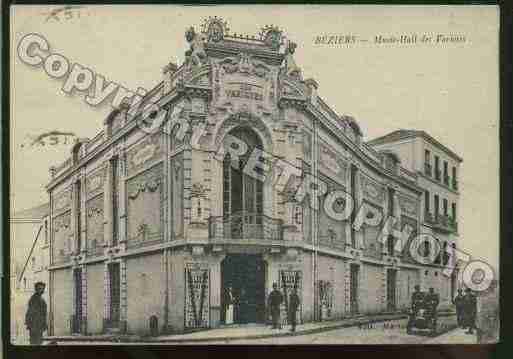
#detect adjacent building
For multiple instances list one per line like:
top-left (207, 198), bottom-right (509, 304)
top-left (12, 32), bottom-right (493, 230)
top-left (10, 203), bottom-right (50, 344)
top-left (44, 19), bottom-right (462, 336)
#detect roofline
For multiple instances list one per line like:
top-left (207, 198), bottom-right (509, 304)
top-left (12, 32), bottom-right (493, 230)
top-left (368, 130), bottom-right (463, 163)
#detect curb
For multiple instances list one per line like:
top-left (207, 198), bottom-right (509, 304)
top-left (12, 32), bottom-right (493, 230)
top-left (45, 312), bottom-right (456, 344)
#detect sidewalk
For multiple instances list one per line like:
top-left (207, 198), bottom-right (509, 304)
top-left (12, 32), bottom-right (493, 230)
top-left (44, 311), bottom-right (455, 344)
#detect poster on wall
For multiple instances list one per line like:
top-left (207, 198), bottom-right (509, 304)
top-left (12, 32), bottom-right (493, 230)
top-left (185, 263), bottom-right (210, 329)
top-left (278, 270), bottom-right (302, 326)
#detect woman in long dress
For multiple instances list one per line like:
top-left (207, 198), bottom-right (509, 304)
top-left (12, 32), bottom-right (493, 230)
top-left (225, 287), bottom-right (234, 325)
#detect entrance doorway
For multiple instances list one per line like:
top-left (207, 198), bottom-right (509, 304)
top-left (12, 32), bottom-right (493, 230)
top-left (386, 269), bottom-right (397, 311)
top-left (221, 254), bottom-right (266, 324)
top-left (73, 268), bottom-right (82, 333)
top-left (350, 264), bottom-right (359, 315)
top-left (108, 263), bottom-right (120, 329)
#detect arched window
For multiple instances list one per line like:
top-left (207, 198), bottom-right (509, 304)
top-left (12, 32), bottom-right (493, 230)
top-left (222, 127), bottom-right (264, 238)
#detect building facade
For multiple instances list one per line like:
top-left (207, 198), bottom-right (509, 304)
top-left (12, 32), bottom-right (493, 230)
top-left (45, 19), bottom-right (461, 336)
top-left (11, 204), bottom-right (50, 344)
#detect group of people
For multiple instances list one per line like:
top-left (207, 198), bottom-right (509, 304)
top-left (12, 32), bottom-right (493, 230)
top-left (411, 285), bottom-right (441, 316)
top-left (224, 282), bottom-right (300, 332)
top-left (453, 288), bottom-right (478, 334)
top-left (223, 287), bottom-right (252, 324)
top-left (410, 284), bottom-right (478, 335)
top-left (267, 283), bottom-right (301, 332)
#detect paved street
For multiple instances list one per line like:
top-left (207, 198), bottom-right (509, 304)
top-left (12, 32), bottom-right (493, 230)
top-left (176, 318), bottom-right (474, 345)
top-left (46, 316), bottom-right (477, 345)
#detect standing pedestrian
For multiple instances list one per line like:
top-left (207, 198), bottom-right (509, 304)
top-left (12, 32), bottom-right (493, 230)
top-left (288, 288), bottom-right (300, 332)
top-left (452, 289), bottom-right (465, 328)
top-left (463, 288), bottom-right (477, 334)
top-left (25, 282), bottom-right (48, 345)
top-left (267, 282), bottom-right (283, 329)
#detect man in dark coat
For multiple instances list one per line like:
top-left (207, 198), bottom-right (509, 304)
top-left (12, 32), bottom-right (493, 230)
top-left (411, 285), bottom-right (425, 314)
top-left (25, 282), bottom-right (48, 345)
top-left (452, 289), bottom-right (465, 327)
top-left (267, 283), bottom-right (283, 329)
top-left (463, 288), bottom-right (477, 334)
top-left (425, 288), bottom-right (440, 316)
top-left (288, 288), bottom-right (300, 332)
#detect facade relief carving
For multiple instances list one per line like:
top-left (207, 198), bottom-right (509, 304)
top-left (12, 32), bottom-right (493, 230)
top-left (53, 189), bottom-right (71, 213)
top-left (126, 134), bottom-right (163, 176)
top-left (398, 194), bottom-right (418, 218)
top-left (360, 174), bottom-right (385, 205)
top-left (126, 163), bottom-right (164, 243)
top-left (86, 195), bottom-right (104, 252)
top-left (86, 167), bottom-right (106, 198)
top-left (319, 144), bottom-right (348, 184)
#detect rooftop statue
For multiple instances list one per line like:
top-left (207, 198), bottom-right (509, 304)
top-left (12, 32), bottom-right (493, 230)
top-left (185, 26), bottom-right (208, 69)
top-left (284, 41), bottom-right (302, 80)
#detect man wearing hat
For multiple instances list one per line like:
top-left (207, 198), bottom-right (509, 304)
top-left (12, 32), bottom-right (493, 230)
top-left (411, 285), bottom-right (425, 314)
top-left (267, 282), bottom-right (283, 329)
top-left (452, 288), bottom-right (465, 328)
top-left (463, 288), bottom-right (477, 334)
top-left (25, 282), bottom-right (48, 345)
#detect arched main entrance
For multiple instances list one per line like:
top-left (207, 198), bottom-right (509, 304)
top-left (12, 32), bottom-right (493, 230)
top-left (221, 254), bottom-right (267, 324)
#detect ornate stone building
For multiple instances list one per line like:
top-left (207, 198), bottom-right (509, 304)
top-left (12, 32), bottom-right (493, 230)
top-left (46, 18), bottom-right (460, 336)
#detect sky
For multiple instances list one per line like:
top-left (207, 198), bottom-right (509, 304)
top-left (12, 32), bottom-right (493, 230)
top-left (10, 5), bottom-right (499, 272)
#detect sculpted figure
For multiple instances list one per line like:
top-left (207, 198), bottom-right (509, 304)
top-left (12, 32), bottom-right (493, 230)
top-left (185, 26), bottom-right (207, 68)
top-left (284, 41), bottom-right (302, 79)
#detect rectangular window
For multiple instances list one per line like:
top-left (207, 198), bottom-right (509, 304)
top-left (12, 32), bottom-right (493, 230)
top-left (75, 181), bottom-right (81, 252)
top-left (350, 165), bottom-right (357, 247)
top-left (424, 191), bottom-right (430, 214)
top-left (111, 158), bottom-right (119, 245)
top-left (434, 156), bottom-right (440, 180)
top-left (424, 150), bottom-right (432, 176)
top-left (434, 195), bottom-right (439, 218)
top-left (452, 203), bottom-right (457, 220)
top-left (388, 188), bottom-right (395, 217)
top-left (443, 198), bottom-right (448, 216)
top-left (452, 166), bottom-right (458, 190)
top-left (443, 161), bottom-right (449, 184)
top-left (44, 219), bottom-right (48, 245)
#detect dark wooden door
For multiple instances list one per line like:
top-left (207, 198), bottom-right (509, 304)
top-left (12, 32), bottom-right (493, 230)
top-left (387, 269), bottom-right (397, 311)
top-left (109, 263), bottom-right (120, 327)
top-left (350, 264), bottom-right (359, 315)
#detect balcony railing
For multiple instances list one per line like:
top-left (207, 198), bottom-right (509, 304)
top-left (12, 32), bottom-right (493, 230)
top-left (452, 178), bottom-right (459, 191)
top-left (425, 212), bottom-right (458, 233)
top-left (208, 212), bottom-right (283, 241)
top-left (424, 163), bottom-right (432, 177)
top-left (127, 230), bottom-right (164, 250)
